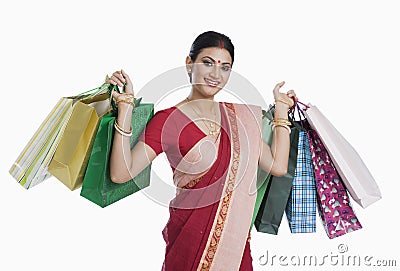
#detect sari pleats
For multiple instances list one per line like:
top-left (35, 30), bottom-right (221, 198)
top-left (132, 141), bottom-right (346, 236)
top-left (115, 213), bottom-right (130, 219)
top-left (161, 103), bottom-right (260, 271)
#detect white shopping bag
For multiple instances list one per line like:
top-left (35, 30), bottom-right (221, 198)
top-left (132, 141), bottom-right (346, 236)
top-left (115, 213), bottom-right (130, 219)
top-left (9, 98), bottom-right (74, 189)
top-left (304, 104), bottom-right (382, 208)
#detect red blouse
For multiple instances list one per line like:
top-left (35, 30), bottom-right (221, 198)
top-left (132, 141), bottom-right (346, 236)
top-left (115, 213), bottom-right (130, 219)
top-left (138, 106), bottom-right (208, 171)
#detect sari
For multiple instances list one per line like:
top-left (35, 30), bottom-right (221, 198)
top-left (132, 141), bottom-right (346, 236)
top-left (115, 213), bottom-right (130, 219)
top-left (140, 102), bottom-right (262, 271)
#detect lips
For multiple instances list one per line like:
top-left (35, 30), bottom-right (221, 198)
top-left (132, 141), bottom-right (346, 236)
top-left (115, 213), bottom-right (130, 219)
top-left (204, 78), bottom-right (220, 87)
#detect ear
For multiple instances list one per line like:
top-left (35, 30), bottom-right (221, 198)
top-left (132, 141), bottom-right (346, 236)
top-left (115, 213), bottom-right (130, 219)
top-left (185, 56), bottom-right (192, 73)
top-left (185, 56), bottom-right (193, 83)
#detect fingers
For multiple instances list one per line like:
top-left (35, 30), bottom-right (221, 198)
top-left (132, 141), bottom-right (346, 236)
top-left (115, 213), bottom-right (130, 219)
top-left (121, 69), bottom-right (133, 88)
top-left (109, 71), bottom-right (126, 87)
top-left (108, 78), bottom-right (119, 86)
top-left (273, 81), bottom-right (285, 97)
top-left (108, 77), bottom-right (122, 87)
top-left (287, 90), bottom-right (295, 99)
top-left (111, 89), bottom-right (119, 99)
top-left (273, 82), bottom-right (298, 108)
top-left (115, 71), bottom-right (126, 84)
top-left (121, 69), bottom-right (130, 82)
top-left (287, 89), bottom-right (298, 102)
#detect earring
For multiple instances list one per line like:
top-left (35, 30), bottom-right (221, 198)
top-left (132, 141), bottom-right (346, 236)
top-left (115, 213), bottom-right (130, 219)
top-left (188, 71), bottom-right (192, 83)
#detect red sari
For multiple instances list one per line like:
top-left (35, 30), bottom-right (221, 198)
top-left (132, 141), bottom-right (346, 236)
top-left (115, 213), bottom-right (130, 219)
top-left (139, 102), bottom-right (262, 271)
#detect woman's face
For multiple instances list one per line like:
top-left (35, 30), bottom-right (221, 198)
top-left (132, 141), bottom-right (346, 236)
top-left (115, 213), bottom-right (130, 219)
top-left (187, 47), bottom-right (232, 98)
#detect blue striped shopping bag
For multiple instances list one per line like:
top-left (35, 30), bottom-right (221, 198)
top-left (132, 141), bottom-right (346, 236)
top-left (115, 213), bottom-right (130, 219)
top-left (285, 130), bottom-right (317, 233)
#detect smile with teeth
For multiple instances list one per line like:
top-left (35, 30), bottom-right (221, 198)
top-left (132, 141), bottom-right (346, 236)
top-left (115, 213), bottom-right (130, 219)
top-left (204, 78), bottom-right (220, 87)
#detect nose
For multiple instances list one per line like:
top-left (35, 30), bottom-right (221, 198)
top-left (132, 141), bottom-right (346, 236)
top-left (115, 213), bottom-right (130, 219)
top-left (209, 64), bottom-right (221, 80)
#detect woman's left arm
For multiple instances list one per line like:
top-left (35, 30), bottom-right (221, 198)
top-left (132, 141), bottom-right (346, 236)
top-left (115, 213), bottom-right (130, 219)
top-left (258, 81), bottom-right (297, 176)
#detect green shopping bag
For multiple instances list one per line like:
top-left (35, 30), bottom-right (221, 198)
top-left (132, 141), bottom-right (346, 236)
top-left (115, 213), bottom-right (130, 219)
top-left (80, 97), bottom-right (154, 207)
top-left (254, 106), bottom-right (300, 234)
top-left (250, 109), bottom-right (274, 230)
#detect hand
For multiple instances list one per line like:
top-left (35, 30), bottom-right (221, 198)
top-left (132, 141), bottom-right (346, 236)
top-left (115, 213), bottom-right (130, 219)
top-left (106, 69), bottom-right (135, 102)
top-left (272, 81), bottom-right (298, 109)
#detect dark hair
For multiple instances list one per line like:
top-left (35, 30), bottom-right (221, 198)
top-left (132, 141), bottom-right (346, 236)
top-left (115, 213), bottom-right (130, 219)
top-left (189, 31), bottom-right (235, 66)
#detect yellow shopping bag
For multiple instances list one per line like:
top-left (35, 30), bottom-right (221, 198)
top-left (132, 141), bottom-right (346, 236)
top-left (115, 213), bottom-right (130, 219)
top-left (48, 93), bottom-right (110, 190)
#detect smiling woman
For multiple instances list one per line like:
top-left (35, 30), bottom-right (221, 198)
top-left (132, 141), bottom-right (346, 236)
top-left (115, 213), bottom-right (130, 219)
top-left (186, 48), bottom-right (232, 98)
top-left (106, 30), bottom-right (297, 271)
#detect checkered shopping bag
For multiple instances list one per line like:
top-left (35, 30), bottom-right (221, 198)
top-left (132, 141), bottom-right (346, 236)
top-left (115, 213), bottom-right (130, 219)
top-left (285, 130), bottom-right (317, 233)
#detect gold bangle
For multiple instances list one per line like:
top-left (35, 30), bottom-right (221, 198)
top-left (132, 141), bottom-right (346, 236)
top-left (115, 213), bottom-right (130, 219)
top-left (273, 119), bottom-right (291, 123)
top-left (274, 118), bottom-right (291, 124)
top-left (120, 94), bottom-right (135, 99)
top-left (116, 94), bottom-right (135, 102)
top-left (116, 99), bottom-right (135, 107)
top-left (114, 121), bottom-right (132, 134)
top-left (272, 124), bottom-right (291, 134)
top-left (273, 120), bottom-right (292, 126)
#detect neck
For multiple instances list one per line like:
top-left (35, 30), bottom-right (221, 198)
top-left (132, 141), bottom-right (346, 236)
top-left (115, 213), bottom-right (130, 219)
top-left (187, 88), bottom-right (217, 113)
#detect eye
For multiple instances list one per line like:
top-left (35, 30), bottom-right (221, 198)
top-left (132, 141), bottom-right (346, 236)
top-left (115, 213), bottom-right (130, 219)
top-left (203, 60), bottom-right (213, 67)
top-left (221, 65), bottom-right (231, 72)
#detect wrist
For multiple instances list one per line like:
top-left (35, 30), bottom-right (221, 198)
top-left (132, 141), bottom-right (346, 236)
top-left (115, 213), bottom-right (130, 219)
top-left (272, 124), bottom-right (291, 134)
top-left (116, 94), bottom-right (135, 108)
top-left (116, 106), bottom-right (133, 127)
top-left (274, 103), bottom-right (290, 118)
top-left (117, 102), bottom-right (135, 111)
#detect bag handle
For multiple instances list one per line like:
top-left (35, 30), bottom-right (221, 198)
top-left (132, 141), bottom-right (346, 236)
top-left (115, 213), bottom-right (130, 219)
top-left (68, 75), bottom-right (111, 100)
top-left (291, 100), bottom-right (312, 131)
top-left (265, 99), bottom-right (311, 131)
top-left (68, 75), bottom-right (142, 115)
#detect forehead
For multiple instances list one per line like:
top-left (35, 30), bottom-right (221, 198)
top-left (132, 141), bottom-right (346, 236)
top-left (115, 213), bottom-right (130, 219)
top-left (196, 47), bottom-right (232, 64)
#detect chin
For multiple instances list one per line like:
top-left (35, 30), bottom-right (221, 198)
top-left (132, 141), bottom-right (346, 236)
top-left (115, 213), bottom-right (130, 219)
top-left (195, 83), bottom-right (224, 98)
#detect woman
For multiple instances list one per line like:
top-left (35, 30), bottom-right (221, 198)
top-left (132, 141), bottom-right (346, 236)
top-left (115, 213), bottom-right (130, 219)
top-left (108, 31), bottom-right (297, 271)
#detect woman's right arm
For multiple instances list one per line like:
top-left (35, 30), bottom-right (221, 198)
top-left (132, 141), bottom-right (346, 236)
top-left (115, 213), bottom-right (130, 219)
top-left (107, 70), bottom-right (158, 184)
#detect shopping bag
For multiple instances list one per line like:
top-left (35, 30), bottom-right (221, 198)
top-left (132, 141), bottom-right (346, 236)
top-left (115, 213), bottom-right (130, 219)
top-left (80, 97), bottom-right (154, 207)
top-left (250, 109), bottom-right (273, 229)
top-left (307, 129), bottom-right (362, 239)
top-left (304, 105), bottom-right (381, 208)
top-left (48, 92), bottom-right (111, 190)
top-left (254, 106), bottom-right (300, 235)
top-left (285, 130), bottom-right (317, 233)
top-left (9, 83), bottom-right (109, 189)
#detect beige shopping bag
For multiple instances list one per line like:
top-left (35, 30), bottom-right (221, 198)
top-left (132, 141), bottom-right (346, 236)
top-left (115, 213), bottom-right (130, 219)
top-left (304, 104), bottom-right (382, 208)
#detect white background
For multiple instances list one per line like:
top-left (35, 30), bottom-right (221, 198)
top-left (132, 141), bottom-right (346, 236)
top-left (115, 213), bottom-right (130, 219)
top-left (1, 1), bottom-right (399, 270)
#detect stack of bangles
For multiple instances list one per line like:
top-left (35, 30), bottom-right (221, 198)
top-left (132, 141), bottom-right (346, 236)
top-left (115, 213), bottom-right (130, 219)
top-left (114, 94), bottom-right (135, 137)
top-left (114, 121), bottom-right (132, 137)
top-left (272, 118), bottom-right (292, 134)
top-left (272, 99), bottom-right (293, 134)
top-left (116, 94), bottom-right (136, 108)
